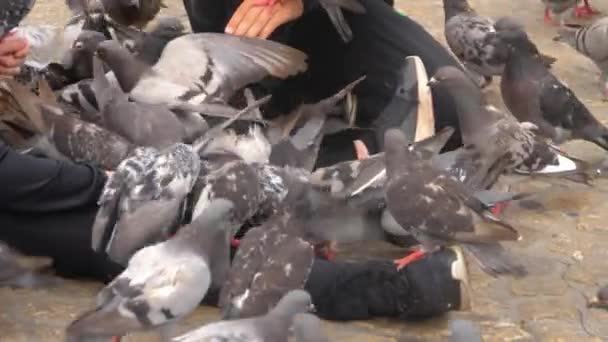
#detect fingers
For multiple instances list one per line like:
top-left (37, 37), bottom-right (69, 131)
top-left (0, 36), bottom-right (28, 56)
top-left (225, 0), bottom-right (258, 34)
top-left (0, 65), bottom-right (21, 76)
top-left (259, 11), bottom-right (288, 39)
top-left (246, 6), bottom-right (276, 38)
top-left (234, 6), bottom-right (265, 36)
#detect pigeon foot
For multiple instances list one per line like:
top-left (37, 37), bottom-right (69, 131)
top-left (231, 238), bottom-right (241, 248)
top-left (353, 140), bottom-right (370, 160)
top-left (543, 8), bottom-right (553, 25)
top-left (574, 3), bottom-right (600, 18)
top-left (394, 250), bottom-right (426, 270)
top-left (490, 201), bottom-right (510, 216)
top-left (112, 336), bottom-right (122, 342)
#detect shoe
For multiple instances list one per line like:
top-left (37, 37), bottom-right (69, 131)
top-left (303, 245), bottom-right (470, 321)
top-left (371, 55), bottom-right (436, 150)
top-left (398, 245), bottom-right (471, 318)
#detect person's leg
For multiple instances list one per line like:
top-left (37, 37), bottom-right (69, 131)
top-left (277, 1), bottom-right (463, 167)
top-left (0, 206), bottom-right (122, 282)
top-left (343, 0), bottom-right (463, 149)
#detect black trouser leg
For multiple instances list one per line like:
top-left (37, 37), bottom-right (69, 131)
top-left (0, 207), bottom-right (122, 282)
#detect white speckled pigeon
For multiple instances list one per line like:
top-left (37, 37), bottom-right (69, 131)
top-left (66, 199), bottom-right (234, 342)
top-left (91, 143), bottom-right (201, 265)
top-left (443, 0), bottom-right (554, 87)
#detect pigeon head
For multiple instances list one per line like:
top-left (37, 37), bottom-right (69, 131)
top-left (62, 30), bottom-right (108, 79)
top-left (442, 0), bottom-right (474, 19)
top-left (270, 290), bottom-right (314, 318)
top-left (588, 285), bottom-right (608, 310)
top-left (383, 128), bottom-right (419, 176)
top-left (152, 17), bottom-right (186, 37)
top-left (496, 29), bottom-right (541, 57)
top-left (95, 39), bottom-right (149, 92)
top-left (493, 17), bottom-right (525, 32)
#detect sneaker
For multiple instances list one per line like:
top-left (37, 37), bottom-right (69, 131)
top-left (371, 55), bottom-right (436, 150)
top-left (304, 246), bottom-right (470, 321)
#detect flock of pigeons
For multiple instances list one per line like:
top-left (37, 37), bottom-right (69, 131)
top-left (1, 0), bottom-right (608, 341)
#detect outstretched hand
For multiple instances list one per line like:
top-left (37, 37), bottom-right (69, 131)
top-left (0, 33), bottom-right (29, 76)
top-left (225, 0), bottom-right (304, 39)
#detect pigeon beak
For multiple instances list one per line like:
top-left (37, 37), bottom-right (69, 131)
top-left (427, 77), bottom-right (439, 87)
top-left (308, 303), bottom-right (316, 313)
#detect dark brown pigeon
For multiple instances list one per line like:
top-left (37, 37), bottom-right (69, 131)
top-left (500, 28), bottom-right (608, 152)
top-left (383, 128), bottom-right (527, 277)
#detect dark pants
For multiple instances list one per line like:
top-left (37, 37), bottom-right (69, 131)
top-left (0, 207), bottom-right (460, 320)
top-left (260, 0), bottom-right (463, 165)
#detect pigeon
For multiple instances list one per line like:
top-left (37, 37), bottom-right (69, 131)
top-left (172, 290), bottom-right (314, 342)
top-left (500, 29), bottom-right (608, 151)
top-left (555, 18), bottom-right (608, 100)
top-left (268, 77), bottom-right (364, 171)
top-left (108, 16), bottom-right (186, 65)
top-left (293, 313), bottom-right (331, 342)
top-left (91, 143), bottom-right (201, 265)
top-left (95, 33), bottom-right (307, 108)
top-left (442, 0), bottom-right (554, 87)
top-left (0, 241), bottom-right (61, 289)
top-left (99, 0), bottom-right (164, 29)
top-left (383, 128), bottom-right (527, 277)
top-left (219, 217), bottom-right (315, 319)
top-left (427, 66), bottom-right (587, 189)
top-left (588, 285), bottom-right (608, 310)
top-left (66, 199), bottom-right (234, 342)
top-left (0, 0), bottom-right (36, 38)
top-left (92, 54), bottom-right (207, 147)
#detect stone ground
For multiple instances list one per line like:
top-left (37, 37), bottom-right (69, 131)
top-left (3, 0), bottom-right (608, 341)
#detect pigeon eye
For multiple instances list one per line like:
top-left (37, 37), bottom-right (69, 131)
top-left (74, 41), bottom-right (84, 49)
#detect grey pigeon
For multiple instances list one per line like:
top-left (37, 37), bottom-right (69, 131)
top-left (293, 313), bottom-right (331, 342)
top-left (219, 218), bottom-right (315, 319)
top-left (443, 0), bottom-right (554, 87)
top-left (428, 66), bottom-right (585, 189)
top-left (0, 0), bottom-right (36, 38)
top-left (108, 16), bottom-right (186, 65)
top-left (66, 199), bottom-right (234, 342)
top-left (556, 18), bottom-right (608, 100)
top-left (319, 0), bottom-right (366, 43)
top-left (500, 29), bottom-right (608, 151)
top-left (173, 290), bottom-right (314, 342)
top-left (268, 77), bottom-right (364, 171)
top-left (95, 33), bottom-right (307, 108)
top-left (100, 0), bottom-right (163, 28)
top-left (91, 143), bottom-right (201, 265)
top-left (0, 241), bottom-right (61, 289)
top-left (383, 128), bottom-right (527, 277)
top-left (92, 54), bottom-right (207, 147)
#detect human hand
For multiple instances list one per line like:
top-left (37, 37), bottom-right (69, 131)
top-left (225, 0), bottom-right (303, 39)
top-left (0, 33), bottom-right (29, 76)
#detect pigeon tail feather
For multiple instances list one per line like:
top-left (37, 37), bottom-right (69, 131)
top-left (463, 242), bottom-right (527, 278)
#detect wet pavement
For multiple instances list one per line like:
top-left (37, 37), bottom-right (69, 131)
top-left (3, 0), bottom-right (608, 341)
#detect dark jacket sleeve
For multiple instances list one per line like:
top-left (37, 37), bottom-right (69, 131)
top-left (0, 141), bottom-right (106, 214)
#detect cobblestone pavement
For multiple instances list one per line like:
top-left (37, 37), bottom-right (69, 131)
top-left (2, 0), bottom-right (608, 341)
